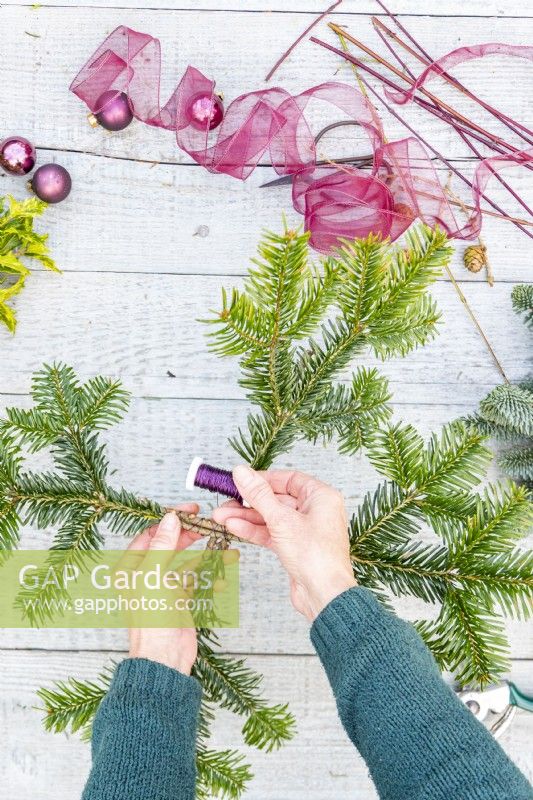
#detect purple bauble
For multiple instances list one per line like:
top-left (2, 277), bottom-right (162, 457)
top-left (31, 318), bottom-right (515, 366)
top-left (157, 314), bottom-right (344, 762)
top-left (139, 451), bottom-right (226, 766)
top-left (0, 136), bottom-right (36, 175)
top-left (95, 90), bottom-right (134, 131)
top-left (30, 163), bottom-right (72, 204)
top-left (187, 93), bottom-right (224, 131)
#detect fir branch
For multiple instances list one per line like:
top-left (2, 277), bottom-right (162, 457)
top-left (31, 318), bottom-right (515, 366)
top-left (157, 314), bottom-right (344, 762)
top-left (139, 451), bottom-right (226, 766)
top-left (479, 385), bottom-right (533, 438)
top-left (242, 704), bottom-right (294, 753)
top-left (195, 638), bottom-right (295, 751)
top-left (354, 543), bottom-right (451, 605)
top-left (419, 423), bottom-right (491, 494)
top-left (0, 498), bottom-right (19, 554)
top-left (469, 549), bottom-right (533, 620)
top-left (351, 417), bottom-right (532, 682)
top-left (358, 421), bottom-right (490, 553)
top-left (10, 226), bottom-right (529, 793)
top-left (452, 484), bottom-right (533, 560)
top-left (38, 659), bottom-right (255, 800)
top-left (366, 423), bottom-right (424, 489)
top-left (349, 480), bottom-right (422, 551)
top-left (196, 747), bottom-right (252, 800)
top-left (1, 358), bottom-right (289, 796)
top-left (462, 413), bottom-right (523, 443)
top-left (0, 195), bottom-right (59, 332)
top-left (434, 593), bottom-right (510, 687)
top-left (0, 434), bottom-right (22, 553)
top-left (37, 666), bottom-right (114, 734)
top-left (298, 368), bottom-right (392, 453)
top-left (499, 447), bottom-right (533, 483)
top-left (208, 225), bottom-right (450, 469)
top-left (1, 364), bottom-right (235, 549)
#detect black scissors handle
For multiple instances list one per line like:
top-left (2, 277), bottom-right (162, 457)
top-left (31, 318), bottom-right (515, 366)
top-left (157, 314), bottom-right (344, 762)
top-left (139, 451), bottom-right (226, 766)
top-left (260, 120), bottom-right (374, 188)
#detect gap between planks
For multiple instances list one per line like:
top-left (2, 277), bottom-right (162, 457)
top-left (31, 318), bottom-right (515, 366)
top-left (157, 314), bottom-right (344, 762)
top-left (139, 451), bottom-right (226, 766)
top-left (1, 4), bottom-right (532, 18)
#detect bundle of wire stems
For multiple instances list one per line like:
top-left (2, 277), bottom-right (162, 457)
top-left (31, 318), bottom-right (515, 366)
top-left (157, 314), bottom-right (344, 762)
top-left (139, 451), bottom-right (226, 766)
top-left (307, 0), bottom-right (532, 239)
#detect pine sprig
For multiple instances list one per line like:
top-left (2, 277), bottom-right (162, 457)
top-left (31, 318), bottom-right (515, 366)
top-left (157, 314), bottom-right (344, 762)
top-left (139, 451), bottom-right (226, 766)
top-left (37, 666), bottom-right (114, 734)
top-left (36, 630), bottom-right (290, 797)
top-left (5, 363), bottom-right (290, 798)
top-left (195, 635), bottom-right (295, 751)
top-left (0, 194), bottom-right (59, 332)
top-left (351, 420), bottom-right (533, 684)
top-left (196, 747), bottom-right (252, 800)
top-left (208, 224), bottom-right (450, 468)
top-left (478, 385), bottom-right (533, 438)
top-left (436, 593), bottom-right (510, 687)
top-left (499, 447), bottom-right (533, 482)
top-left (298, 368), bottom-right (391, 454)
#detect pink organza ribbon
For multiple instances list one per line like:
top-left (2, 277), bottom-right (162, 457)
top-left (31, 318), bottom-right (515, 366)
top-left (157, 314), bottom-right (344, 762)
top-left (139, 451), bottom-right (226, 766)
top-left (384, 42), bottom-right (533, 106)
top-left (71, 26), bottom-right (532, 252)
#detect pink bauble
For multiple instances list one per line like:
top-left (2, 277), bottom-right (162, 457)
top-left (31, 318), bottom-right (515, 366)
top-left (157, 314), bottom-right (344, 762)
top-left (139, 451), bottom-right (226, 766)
top-left (95, 91), bottom-right (134, 131)
top-left (0, 136), bottom-right (36, 175)
top-left (31, 163), bottom-right (72, 204)
top-left (187, 93), bottom-right (224, 131)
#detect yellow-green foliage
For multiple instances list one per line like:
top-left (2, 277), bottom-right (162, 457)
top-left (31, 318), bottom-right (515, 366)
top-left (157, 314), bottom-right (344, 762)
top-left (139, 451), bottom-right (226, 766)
top-left (0, 195), bottom-right (59, 333)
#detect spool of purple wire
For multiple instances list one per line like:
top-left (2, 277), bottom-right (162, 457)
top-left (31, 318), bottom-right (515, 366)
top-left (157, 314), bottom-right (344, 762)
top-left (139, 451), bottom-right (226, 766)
top-left (186, 457), bottom-right (243, 504)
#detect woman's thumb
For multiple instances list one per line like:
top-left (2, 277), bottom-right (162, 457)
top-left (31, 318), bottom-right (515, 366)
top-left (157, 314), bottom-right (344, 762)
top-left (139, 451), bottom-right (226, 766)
top-left (149, 511), bottom-right (181, 551)
top-left (233, 464), bottom-right (279, 521)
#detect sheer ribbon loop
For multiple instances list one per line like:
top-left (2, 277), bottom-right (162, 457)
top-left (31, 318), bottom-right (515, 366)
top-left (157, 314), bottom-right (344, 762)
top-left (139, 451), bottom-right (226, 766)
top-left (385, 42), bottom-right (533, 107)
top-left (71, 26), bottom-right (533, 252)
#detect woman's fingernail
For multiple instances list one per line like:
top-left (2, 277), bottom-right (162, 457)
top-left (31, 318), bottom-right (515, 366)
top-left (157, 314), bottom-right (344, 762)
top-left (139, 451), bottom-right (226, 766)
top-left (233, 464), bottom-right (254, 486)
top-left (225, 517), bottom-right (242, 534)
top-left (158, 511), bottom-right (179, 532)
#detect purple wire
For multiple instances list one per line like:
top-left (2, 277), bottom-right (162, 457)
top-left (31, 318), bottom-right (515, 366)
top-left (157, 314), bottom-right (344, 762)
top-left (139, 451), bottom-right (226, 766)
top-left (311, 37), bottom-right (533, 240)
top-left (194, 462), bottom-right (243, 504)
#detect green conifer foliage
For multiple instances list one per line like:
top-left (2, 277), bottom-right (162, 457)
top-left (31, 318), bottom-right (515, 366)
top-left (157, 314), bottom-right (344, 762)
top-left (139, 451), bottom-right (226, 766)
top-left (1, 225), bottom-right (531, 799)
top-left (0, 195), bottom-right (59, 332)
top-left (206, 224), bottom-right (445, 468)
top-left (466, 285), bottom-right (533, 491)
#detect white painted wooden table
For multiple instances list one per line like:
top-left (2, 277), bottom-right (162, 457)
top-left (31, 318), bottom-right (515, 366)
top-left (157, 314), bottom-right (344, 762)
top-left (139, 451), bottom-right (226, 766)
top-left (0, 1), bottom-right (532, 797)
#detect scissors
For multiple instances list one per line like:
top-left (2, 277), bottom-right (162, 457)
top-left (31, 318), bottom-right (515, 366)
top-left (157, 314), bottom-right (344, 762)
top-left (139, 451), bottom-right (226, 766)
top-left (259, 120), bottom-right (374, 189)
top-left (459, 682), bottom-right (533, 739)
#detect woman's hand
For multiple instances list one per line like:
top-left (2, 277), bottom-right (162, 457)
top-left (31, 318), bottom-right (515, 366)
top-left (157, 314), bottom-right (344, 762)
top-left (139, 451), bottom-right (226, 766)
top-left (213, 466), bottom-right (356, 621)
top-left (127, 504), bottom-right (201, 675)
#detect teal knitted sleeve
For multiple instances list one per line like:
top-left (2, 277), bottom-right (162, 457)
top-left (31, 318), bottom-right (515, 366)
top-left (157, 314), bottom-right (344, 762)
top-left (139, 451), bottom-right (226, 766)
top-left (82, 657), bottom-right (201, 800)
top-left (311, 587), bottom-right (533, 800)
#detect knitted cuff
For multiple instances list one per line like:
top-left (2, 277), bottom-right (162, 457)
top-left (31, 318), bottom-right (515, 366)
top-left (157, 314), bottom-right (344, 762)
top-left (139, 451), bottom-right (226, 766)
top-left (110, 657), bottom-right (202, 716)
top-left (310, 586), bottom-right (414, 690)
top-left (310, 585), bottom-right (393, 653)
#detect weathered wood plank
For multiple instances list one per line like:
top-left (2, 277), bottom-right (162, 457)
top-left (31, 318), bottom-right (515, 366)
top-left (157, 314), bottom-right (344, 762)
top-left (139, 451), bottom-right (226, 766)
top-left (1, 152), bottom-right (531, 281)
top-left (1, 650), bottom-right (532, 799)
top-left (0, 6), bottom-right (530, 165)
top-left (0, 274), bottom-right (530, 402)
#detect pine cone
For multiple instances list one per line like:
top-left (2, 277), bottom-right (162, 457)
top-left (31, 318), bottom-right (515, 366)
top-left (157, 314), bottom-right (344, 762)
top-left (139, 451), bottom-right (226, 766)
top-left (463, 243), bottom-right (487, 273)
